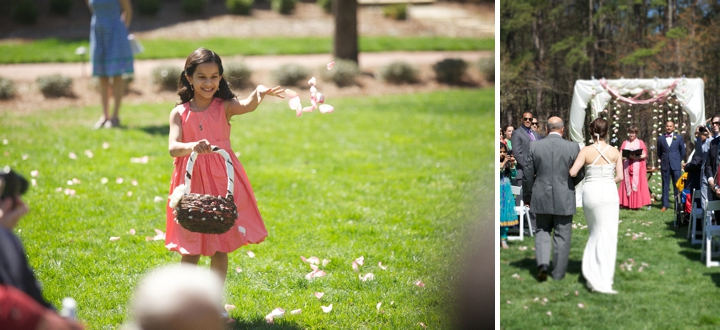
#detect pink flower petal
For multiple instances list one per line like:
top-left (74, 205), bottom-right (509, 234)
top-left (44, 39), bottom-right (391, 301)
top-left (547, 311), bottom-right (552, 316)
top-left (308, 77), bottom-right (317, 86)
top-left (327, 62), bottom-right (335, 70)
top-left (290, 309), bottom-right (301, 315)
top-left (153, 196), bottom-right (164, 203)
top-left (315, 92), bottom-right (325, 104)
top-left (314, 292), bottom-right (324, 299)
top-left (30, 170), bottom-right (39, 177)
top-left (419, 322), bottom-right (427, 328)
top-left (129, 229), bottom-right (136, 235)
top-left (270, 308), bottom-right (285, 319)
top-left (322, 259), bottom-right (330, 266)
top-left (235, 267), bottom-right (242, 273)
top-left (414, 280), bottom-right (425, 287)
top-left (116, 177), bottom-right (124, 184)
top-left (225, 304), bottom-right (237, 311)
top-left (354, 256), bottom-right (365, 266)
top-left (247, 250), bottom-right (255, 258)
top-left (102, 142), bottom-right (110, 149)
top-left (359, 273), bottom-right (374, 281)
top-left (321, 304), bottom-right (332, 313)
top-left (310, 264), bottom-right (319, 271)
top-left (302, 105), bottom-right (316, 112)
top-left (85, 150), bottom-right (94, 158)
top-left (109, 236), bottom-right (121, 242)
top-left (575, 291), bottom-right (579, 296)
top-left (352, 261), bottom-right (359, 273)
top-left (376, 302), bottom-right (382, 310)
top-left (68, 152), bottom-right (77, 159)
top-left (378, 262), bottom-right (387, 270)
top-left (578, 303), bottom-right (585, 308)
top-left (308, 256), bottom-right (320, 264)
top-left (314, 270), bottom-right (326, 277)
top-left (319, 104), bottom-right (334, 114)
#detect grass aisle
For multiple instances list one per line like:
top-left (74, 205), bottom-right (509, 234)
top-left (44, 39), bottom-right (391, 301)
top-left (0, 89), bottom-right (492, 328)
top-left (501, 199), bottom-right (720, 329)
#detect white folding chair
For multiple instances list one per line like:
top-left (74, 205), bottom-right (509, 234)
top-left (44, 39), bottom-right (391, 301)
top-left (687, 189), bottom-right (704, 245)
top-left (701, 200), bottom-right (720, 267)
top-left (508, 186), bottom-right (533, 241)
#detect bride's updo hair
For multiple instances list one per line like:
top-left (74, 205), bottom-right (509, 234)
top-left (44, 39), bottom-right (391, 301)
top-left (589, 118), bottom-right (608, 139)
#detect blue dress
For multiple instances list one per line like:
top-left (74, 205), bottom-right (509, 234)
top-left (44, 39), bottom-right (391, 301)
top-left (500, 166), bottom-right (518, 226)
top-left (89, 0), bottom-right (134, 77)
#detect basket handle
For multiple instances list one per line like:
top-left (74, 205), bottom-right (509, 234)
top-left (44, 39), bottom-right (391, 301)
top-left (184, 146), bottom-right (234, 198)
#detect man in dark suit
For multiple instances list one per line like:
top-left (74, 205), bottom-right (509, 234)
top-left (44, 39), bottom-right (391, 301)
top-left (523, 117), bottom-right (584, 282)
top-left (657, 120), bottom-right (686, 212)
top-left (512, 112), bottom-right (543, 231)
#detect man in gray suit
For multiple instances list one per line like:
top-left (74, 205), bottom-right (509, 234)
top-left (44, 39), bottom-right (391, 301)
top-left (512, 111), bottom-right (544, 186)
top-left (522, 116), bottom-right (584, 282)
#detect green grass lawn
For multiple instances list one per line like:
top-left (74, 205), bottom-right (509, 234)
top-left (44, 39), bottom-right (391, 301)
top-left (500, 187), bottom-right (720, 329)
top-left (0, 37), bottom-right (493, 64)
top-left (0, 88), bottom-right (492, 328)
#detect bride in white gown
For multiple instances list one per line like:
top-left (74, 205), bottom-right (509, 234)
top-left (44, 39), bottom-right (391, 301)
top-left (570, 118), bottom-right (623, 294)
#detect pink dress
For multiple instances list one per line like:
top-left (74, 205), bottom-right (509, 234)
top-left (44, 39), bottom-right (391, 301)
top-left (165, 98), bottom-right (267, 256)
top-left (618, 139), bottom-right (651, 209)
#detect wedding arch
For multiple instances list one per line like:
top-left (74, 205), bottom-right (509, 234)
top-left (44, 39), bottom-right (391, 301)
top-left (567, 77), bottom-right (705, 206)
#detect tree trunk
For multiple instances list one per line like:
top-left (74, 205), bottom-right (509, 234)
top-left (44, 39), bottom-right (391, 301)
top-left (333, 0), bottom-right (358, 64)
top-left (533, 11), bottom-right (544, 114)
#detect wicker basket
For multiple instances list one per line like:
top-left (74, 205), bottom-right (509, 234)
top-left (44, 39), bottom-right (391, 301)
top-left (173, 146), bottom-right (238, 234)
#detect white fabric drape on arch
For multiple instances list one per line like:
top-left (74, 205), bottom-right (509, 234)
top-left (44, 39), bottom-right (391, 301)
top-left (567, 78), bottom-right (705, 206)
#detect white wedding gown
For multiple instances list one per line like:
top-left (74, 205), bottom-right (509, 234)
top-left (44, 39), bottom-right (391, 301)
top-left (581, 144), bottom-right (619, 294)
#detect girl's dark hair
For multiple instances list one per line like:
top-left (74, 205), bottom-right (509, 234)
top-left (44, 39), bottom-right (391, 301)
top-left (627, 124), bottom-right (639, 134)
top-left (0, 167), bottom-right (28, 201)
top-left (177, 48), bottom-right (236, 105)
top-left (500, 142), bottom-right (507, 151)
top-left (589, 118), bottom-right (608, 139)
top-left (502, 124), bottom-right (514, 134)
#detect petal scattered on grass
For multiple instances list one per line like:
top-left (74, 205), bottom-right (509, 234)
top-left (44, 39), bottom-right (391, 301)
top-left (507, 300), bottom-right (512, 304)
top-left (153, 196), bottom-right (164, 203)
top-left (85, 150), bottom-right (94, 158)
top-left (511, 273), bottom-right (520, 279)
top-left (225, 304), bottom-right (237, 311)
top-left (376, 302), bottom-right (382, 311)
top-left (301, 256), bottom-right (320, 265)
top-left (359, 273), bottom-right (374, 281)
top-left (127, 191), bottom-right (133, 197)
top-left (321, 304), bottom-right (332, 313)
top-left (327, 62), bottom-right (335, 70)
top-left (247, 250), bottom-right (255, 258)
top-left (2, 139), bottom-right (6, 145)
top-left (352, 261), bottom-right (359, 273)
top-left (418, 322), bottom-right (427, 328)
top-left (354, 256), bottom-right (365, 266)
top-left (68, 152), bottom-right (77, 160)
top-left (235, 267), bottom-right (242, 273)
top-left (31, 170), bottom-right (39, 177)
top-left (64, 188), bottom-right (76, 196)
top-left (116, 177), bottom-right (124, 184)
top-left (518, 246), bottom-right (527, 251)
top-left (101, 177), bottom-right (109, 184)
top-left (378, 262), bottom-right (387, 270)
top-left (31, 179), bottom-right (36, 186)
top-left (547, 311), bottom-right (552, 316)
top-left (314, 292), bottom-right (324, 299)
top-left (578, 303), bottom-right (585, 308)
top-left (145, 229), bottom-right (165, 241)
top-left (414, 280), bottom-right (425, 287)
top-left (290, 309), bottom-right (301, 315)
top-left (131, 156), bottom-right (149, 164)
top-left (129, 229), bottom-right (136, 235)
top-left (110, 236), bottom-right (121, 242)
top-left (322, 259), bottom-right (330, 267)
top-left (575, 291), bottom-right (579, 296)
top-left (102, 142), bottom-right (110, 149)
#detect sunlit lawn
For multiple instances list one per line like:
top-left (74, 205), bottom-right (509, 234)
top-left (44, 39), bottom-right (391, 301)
top-left (1, 89), bottom-right (492, 329)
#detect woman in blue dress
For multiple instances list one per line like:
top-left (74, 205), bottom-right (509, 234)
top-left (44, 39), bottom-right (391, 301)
top-left (87, 0), bottom-right (134, 128)
top-left (500, 142), bottom-right (518, 249)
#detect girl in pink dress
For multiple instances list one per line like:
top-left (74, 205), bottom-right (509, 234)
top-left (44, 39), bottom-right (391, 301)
top-left (618, 125), bottom-right (651, 209)
top-left (166, 47), bottom-right (284, 284)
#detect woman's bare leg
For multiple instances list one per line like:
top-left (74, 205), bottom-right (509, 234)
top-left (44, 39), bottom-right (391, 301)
top-left (210, 252), bottom-right (228, 284)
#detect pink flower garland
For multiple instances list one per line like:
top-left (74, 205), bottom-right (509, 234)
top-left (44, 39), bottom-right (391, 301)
top-left (599, 78), bottom-right (680, 105)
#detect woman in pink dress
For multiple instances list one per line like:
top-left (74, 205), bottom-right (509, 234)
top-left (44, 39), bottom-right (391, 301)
top-left (166, 47), bottom-right (284, 285)
top-left (618, 124), bottom-right (651, 209)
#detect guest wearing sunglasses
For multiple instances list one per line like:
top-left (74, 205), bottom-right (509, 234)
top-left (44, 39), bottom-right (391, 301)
top-left (511, 111), bottom-right (543, 232)
top-left (705, 115), bottom-right (720, 211)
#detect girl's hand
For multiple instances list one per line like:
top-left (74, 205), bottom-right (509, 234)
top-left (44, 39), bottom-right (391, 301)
top-left (257, 85), bottom-right (285, 102)
top-left (192, 139), bottom-right (213, 154)
top-left (0, 197), bottom-right (28, 230)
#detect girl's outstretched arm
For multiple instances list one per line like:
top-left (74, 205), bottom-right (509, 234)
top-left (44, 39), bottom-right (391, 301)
top-left (224, 85), bottom-right (284, 120)
top-left (168, 107), bottom-right (212, 158)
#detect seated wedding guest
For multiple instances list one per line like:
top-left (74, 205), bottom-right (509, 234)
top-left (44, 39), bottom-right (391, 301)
top-left (706, 115), bottom-right (720, 219)
top-left (618, 125), bottom-right (651, 209)
top-left (0, 167), bottom-right (84, 330)
top-left (685, 125), bottom-right (710, 195)
top-left (124, 264), bottom-right (225, 330)
top-left (501, 124), bottom-right (514, 150)
top-left (499, 143), bottom-right (517, 249)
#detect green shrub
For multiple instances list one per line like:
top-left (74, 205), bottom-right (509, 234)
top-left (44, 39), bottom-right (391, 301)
top-left (0, 76), bottom-right (16, 100)
top-left (271, 63), bottom-right (309, 86)
top-left (320, 59), bottom-right (360, 87)
top-left (317, 0), bottom-right (331, 13)
top-left (181, 0), bottom-right (206, 15)
top-left (477, 56), bottom-right (495, 83)
top-left (50, 0), bottom-right (73, 16)
top-left (37, 74), bottom-right (73, 98)
top-left (226, 0), bottom-right (254, 15)
top-left (271, 0), bottom-right (296, 15)
top-left (224, 61), bottom-right (253, 89)
top-left (136, 0), bottom-right (161, 16)
top-left (12, 0), bottom-right (39, 25)
top-left (377, 61), bottom-right (418, 84)
top-left (432, 58), bottom-right (468, 85)
top-left (151, 65), bottom-right (182, 91)
top-left (382, 4), bottom-right (407, 20)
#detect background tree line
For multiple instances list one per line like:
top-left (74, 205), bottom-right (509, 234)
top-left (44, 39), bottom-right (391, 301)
top-left (500, 0), bottom-right (720, 131)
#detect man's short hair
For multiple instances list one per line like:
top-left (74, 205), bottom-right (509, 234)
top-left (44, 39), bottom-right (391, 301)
top-left (547, 119), bottom-right (564, 131)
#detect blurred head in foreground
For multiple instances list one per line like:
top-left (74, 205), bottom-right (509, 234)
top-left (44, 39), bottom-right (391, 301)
top-left (128, 265), bottom-right (225, 330)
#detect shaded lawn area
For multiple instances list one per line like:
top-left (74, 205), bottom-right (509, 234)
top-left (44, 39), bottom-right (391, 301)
top-left (0, 88), bottom-right (492, 328)
top-left (500, 199), bottom-right (720, 329)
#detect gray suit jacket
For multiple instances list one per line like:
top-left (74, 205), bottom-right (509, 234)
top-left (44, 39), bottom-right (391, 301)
top-left (522, 134), bottom-right (585, 216)
top-left (511, 127), bottom-right (543, 181)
